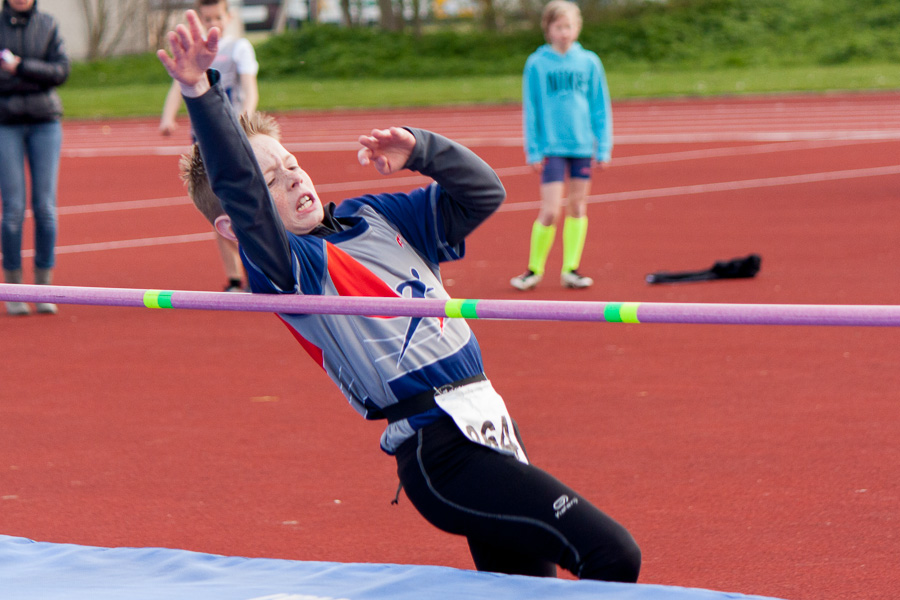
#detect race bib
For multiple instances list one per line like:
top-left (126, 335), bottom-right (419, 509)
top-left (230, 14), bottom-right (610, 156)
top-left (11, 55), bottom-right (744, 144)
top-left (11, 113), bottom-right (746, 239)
top-left (433, 380), bottom-right (528, 464)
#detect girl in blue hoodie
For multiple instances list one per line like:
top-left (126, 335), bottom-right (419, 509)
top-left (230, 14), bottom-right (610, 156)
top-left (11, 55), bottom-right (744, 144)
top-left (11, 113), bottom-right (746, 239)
top-left (512, 0), bottom-right (612, 291)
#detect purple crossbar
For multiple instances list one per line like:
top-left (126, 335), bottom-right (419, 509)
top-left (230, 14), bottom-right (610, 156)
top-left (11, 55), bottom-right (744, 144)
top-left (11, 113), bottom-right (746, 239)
top-left (633, 302), bottom-right (900, 327)
top-left (1, 284), bottom-right (899, 326)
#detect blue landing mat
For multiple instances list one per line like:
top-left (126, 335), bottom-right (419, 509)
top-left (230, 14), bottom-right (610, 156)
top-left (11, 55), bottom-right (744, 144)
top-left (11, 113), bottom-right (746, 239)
top-left (0, 535), bottom-right (786, 600)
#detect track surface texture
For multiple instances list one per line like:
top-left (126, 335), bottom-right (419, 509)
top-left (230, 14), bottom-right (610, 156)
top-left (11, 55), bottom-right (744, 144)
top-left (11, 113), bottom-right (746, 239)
top-left (2, 92), bottom-right (899, 600)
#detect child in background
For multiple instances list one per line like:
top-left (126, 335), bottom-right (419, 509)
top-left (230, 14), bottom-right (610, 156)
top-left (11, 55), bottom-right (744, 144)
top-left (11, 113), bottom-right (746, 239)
top-left (160, 0), bottom-right (259, 292)
top-left (159, 0), bottom-right (259, 136)
top-left (511, 0), bottom-right (612, 291)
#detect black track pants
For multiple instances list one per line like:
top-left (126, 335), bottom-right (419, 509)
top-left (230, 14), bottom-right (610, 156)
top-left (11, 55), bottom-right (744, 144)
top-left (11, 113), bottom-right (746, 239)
top-left (395, 417), bottom-right (641, 581)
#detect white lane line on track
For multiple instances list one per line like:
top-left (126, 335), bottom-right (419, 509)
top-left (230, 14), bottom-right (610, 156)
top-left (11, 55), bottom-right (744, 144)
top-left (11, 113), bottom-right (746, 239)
top-left (615, 130), bottom-right (900, 143)
top-left (499, 164), bottom-right (900, 212)
top-left (495, 138), bottom-right (886, 175)
top-left (57, 196), bottom-right (191, 215)
top-left (42, 139), bottom-right (893, 217)
top-left (294, 139), bottom-right (897, 189)
top-left (34, 164), bottom-right (900, 256)
top-left (22, 232), bottom-right (217, 258)
top-left (59, 129), bottom-right (900, 158)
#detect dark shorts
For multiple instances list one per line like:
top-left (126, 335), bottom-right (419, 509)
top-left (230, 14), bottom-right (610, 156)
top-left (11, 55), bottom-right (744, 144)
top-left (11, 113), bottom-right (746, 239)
top-left (395, 416), bottom-right (641, 581)
top-left (541, 156), bottom-right (593, 184)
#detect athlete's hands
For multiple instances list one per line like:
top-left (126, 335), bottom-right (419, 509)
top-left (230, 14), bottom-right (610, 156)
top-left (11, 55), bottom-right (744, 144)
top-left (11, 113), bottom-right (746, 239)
top-left (357, 127), bottom-right (416, 175)
top-left (157, 9), bottom-right (218, 97)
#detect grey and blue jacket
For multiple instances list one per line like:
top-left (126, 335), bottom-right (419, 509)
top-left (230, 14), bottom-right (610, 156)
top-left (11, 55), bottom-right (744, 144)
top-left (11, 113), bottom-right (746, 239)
top-left (185, 71), bottom-right (506, 454)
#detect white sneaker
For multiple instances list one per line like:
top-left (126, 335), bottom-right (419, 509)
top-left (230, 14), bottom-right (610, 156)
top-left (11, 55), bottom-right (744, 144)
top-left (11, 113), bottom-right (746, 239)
top-left (561, 270), bottom-right (593, 289)
top-left (36, 302), bottom-right (58, 314)
top-left (510, 270), bottom-right (542, 291)
top-left (5, 301), bottom-right (31, 316)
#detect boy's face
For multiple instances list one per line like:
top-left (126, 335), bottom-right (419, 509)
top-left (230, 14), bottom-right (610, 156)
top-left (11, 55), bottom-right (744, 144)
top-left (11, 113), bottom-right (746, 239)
top-left (547, 12), bottom-right (580, 53)
top-left (249, 134), bottom-right (324, 235)
top-left (198, 2), bottom-right (232, 33)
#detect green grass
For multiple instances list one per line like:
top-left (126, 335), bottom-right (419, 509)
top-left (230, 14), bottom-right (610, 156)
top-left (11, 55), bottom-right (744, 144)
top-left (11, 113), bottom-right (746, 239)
top-left (59, 0), bottom-right (900, 119)
top-left (609, 63), bottom-right (900, 98)
top-left (258, 75), bottom-right (525, 111)
top-left (60, 63), bottom-right (900, 120)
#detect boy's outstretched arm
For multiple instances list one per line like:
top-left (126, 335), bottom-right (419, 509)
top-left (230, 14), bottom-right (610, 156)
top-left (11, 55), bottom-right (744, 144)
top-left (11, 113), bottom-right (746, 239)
top-left (158, 10), bottom-right (295, 292)
top-left (402, 128), bottom-right (506, 247)
top-left (356, 126), bottom-right (504, 247)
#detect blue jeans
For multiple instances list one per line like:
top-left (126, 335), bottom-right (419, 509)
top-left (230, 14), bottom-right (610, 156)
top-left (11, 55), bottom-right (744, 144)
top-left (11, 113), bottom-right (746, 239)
top-left (0, 120), bottom-right (63, 271)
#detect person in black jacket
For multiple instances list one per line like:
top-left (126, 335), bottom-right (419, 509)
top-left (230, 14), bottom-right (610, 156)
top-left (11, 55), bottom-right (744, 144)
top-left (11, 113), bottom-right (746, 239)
top-left (0, 0), bottom-right (68, 316)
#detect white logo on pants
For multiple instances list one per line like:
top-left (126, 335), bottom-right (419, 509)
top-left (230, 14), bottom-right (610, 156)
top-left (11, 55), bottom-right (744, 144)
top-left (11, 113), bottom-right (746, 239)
top-left (553, 494), bottom-right (579, 519)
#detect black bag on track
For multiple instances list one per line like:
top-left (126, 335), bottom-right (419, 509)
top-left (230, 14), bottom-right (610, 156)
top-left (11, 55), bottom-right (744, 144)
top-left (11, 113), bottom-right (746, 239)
top-left (645, 254), bottom-right (761, 284)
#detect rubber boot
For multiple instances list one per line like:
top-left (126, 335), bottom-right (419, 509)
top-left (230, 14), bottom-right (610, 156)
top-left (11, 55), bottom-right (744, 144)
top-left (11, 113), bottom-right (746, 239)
top-left (34, 268), bottom-right (58, 315)
top-left (3, 269), bottom-right (31, 316)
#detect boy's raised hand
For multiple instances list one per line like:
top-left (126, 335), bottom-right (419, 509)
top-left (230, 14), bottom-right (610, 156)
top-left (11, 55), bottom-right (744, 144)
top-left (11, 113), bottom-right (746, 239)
top-left (357, 127), bottom-right (416, 175)
top-left (157, 10), bottom-right (219, 94)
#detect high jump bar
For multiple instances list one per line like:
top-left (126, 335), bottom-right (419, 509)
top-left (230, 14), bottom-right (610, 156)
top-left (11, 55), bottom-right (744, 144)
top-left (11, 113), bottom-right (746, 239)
top-left (1, 284), bottom-right (899, 326)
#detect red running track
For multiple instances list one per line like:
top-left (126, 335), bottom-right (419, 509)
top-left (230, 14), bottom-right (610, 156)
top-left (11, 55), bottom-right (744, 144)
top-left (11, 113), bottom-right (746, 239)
top-left (1, 92), bottom-right (899, 600)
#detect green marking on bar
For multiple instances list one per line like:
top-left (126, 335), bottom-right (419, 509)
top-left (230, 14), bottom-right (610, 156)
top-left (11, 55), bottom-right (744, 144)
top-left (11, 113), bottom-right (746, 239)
top-left (444, 299), bottom-right (478, 319)
top-left (459, 299), bottom-right (479, 319)
top-left (603, 302), bottom-right (641, 323)
top-left (143, 290), bottom-right (161, 309)
top-left (158, 291), bottom-right (174, 309)
top-left (620, 302), bottom-right (641, 323)
top-left (143, 290), bottom-right (173, 309)
top-left (603, 302), bottom-right (623, 322)
top-left (445, 299), bottom-right (464, 318)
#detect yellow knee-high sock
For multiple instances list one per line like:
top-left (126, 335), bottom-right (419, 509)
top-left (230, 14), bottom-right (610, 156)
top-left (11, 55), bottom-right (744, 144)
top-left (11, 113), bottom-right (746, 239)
top-left (562, 216), bottom-right (588, 273)
top-left (527, 221), bottom-right (556, 276)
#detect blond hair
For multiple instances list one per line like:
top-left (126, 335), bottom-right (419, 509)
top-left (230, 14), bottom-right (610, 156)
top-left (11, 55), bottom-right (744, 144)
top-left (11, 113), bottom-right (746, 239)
top-left (541, 0), bottom-right (582, 36)
top-left (179, 111), bottom-right (282, 224)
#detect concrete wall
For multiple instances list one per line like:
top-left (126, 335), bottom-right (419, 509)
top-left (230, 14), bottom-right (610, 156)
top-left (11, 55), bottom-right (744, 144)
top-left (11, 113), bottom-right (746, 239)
top-left (39, 0), bottom-right (151, 60)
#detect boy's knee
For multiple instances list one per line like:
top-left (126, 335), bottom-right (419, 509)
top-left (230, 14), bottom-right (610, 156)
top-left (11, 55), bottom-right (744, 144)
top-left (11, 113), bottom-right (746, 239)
top-left (578, 539), bottom-right (641, 583)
